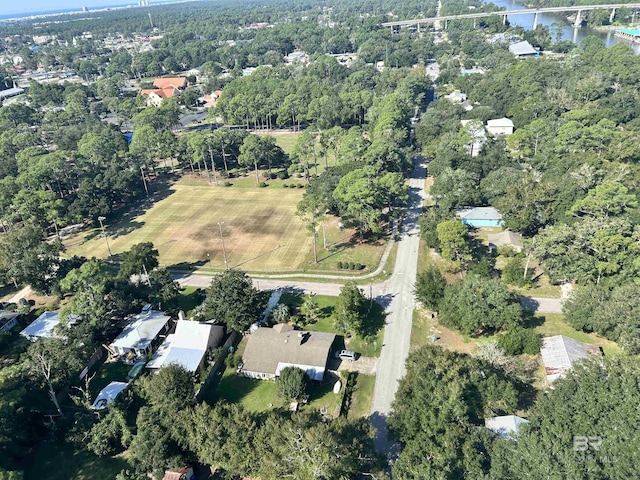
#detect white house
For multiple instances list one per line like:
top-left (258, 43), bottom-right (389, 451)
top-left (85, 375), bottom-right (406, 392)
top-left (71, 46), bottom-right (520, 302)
top-left (239, 324), bottom-right (335, 381)
top-left (485, 415), bottom-right (529, 438)
top-left (486, 117), bottom-right (515, 136)
top-left (146, 320), bottom-right (224, 373)
top-left (20, 311), bottom-right (61, 341)
top-left (109, 310), bottom-right (171, 359)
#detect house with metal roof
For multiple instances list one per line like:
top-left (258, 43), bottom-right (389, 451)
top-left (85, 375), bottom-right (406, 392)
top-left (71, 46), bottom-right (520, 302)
top-left (456, 206), bottom-right (504, 228)
top-left (146, 320), bottom-right (224, 373)
top-left (509, 40), bottom-right (538, 58)
top-left (239, 324), bottom-right (335, 381)
top-left (485, 415), bottom-right (529, 439)
top-left (540, 335), bottom-right (601, 384)
top-left (20, 311), bottom-right (61, 341)
top-left (109, 310), bottom-right (171, 359)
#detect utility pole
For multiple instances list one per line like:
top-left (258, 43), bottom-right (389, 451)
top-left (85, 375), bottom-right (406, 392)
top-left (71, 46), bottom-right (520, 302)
top-left (140, 165), bottom-right (149, 197)
top-left (322, 222), bottom-right (327, 249)
top-left (97, 216), bottom-right (112, 258)
top-left (217, 221), bottom-right (228, 269)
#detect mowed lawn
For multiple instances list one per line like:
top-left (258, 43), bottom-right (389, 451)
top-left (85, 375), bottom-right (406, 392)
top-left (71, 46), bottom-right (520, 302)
top-left (64, 182), bottom-right (311, 272)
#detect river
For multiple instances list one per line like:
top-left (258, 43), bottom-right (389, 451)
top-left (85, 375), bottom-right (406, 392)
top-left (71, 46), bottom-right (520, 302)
top-left (486, 0), bottom-right (640, 53)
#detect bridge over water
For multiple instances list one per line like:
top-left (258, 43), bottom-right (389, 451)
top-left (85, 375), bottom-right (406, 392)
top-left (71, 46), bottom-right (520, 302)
top-left (382, 3), bottom-right (640, 29)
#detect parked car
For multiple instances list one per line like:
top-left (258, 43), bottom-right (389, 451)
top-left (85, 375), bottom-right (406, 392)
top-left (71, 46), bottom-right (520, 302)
top-left (335, 350), bottom-right (356, 362)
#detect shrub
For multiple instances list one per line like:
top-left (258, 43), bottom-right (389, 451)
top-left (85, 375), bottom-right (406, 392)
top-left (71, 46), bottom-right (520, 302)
top-left (277, 170), bottom-right (289, 179)
top-left (259, 181), bottom-right (268, 188)
top-left (223, 181), bottom-right (232, 187)
top-left (297, 183), bottom-right (305, 188)
top-left (277, 366), bottom-right (307, 400)
top-left (337, 261), bottom-right (344, 269)
top-left (282, 183), bottom-right (289, 188)
top-left (498, 327), bottom-right (540, 355)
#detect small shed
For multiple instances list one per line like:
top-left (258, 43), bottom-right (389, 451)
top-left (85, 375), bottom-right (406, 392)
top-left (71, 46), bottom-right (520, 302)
top-left (456, 207), bottom-right (504, 228)
top-left (163, 467), bottom-right (195, 480)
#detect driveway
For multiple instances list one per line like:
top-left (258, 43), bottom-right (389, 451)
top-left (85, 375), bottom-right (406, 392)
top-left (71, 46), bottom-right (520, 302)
top-left (328, 356), bottom-right (377, 375)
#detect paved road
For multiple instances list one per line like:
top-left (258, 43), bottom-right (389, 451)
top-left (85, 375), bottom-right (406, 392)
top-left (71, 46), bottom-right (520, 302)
top-left (370, 158), bottom-right (427, 455)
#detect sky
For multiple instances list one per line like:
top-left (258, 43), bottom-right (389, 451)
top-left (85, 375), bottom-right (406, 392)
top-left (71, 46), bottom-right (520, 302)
top-left (0, 0), bottom-right (134, 16)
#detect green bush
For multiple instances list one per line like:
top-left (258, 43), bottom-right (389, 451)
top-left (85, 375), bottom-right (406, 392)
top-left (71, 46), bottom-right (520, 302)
top-left (223, 181), bottom-right (232, 187)
top-left (337, 261), bottom-right (344, 269)
top-left (277, 366), bottom-right (307, 401)
top-left (502, 257), bottom-right (532, 287)
top-left (259, 181), bottom-right (268, 188)
top-left (297, 184), bottom-right (305, 188)
top-left (498, 327), bottom-right (540, 355)
top-left (282, 183), bottom-right (289, 188)
top-left (277, 170), bottom-right (289, 179)
top-left (349, 262), bottom-right (356, 270)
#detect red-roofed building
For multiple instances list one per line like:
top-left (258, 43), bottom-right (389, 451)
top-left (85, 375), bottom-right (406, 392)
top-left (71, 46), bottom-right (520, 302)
top-left (140, 77), bottom-right (187, 106)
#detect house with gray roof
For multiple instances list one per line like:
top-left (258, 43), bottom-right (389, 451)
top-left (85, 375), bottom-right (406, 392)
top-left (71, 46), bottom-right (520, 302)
top-left (509, 40), bottom-right (538, 58)
top-left (487, 230), bottom-right (523, 252)
top-left (239, 324), bottom-right (335, 381)
top-left (456, 206), bottom-right (504, 227)
top-left (540, 335), bottom-right (601, 384)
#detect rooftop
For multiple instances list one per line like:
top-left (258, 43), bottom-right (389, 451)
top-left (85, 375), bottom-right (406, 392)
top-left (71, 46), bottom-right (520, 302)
top-left (20, 311), bottom-right (60, 340)
top-left (147, 320), bottom-right (224, 372)
top-left (110, 311), bottom-right (171, 352)
top-left (241, 324), bottom-right (335, 379)
top-left (456, 206), bottom-right (503, 221)
top-left (487, 117), bottom-right (514, 128)
top-left (509, 40), bottom-right (537, 56)
top-left (540, 335), bottom-right (601, 383)
top-left (487, 230), bottom-right (523, 250)
top-left (91, 381), bottom-right (128, 410)
top-left (485, 415), bottom-right (529, 438)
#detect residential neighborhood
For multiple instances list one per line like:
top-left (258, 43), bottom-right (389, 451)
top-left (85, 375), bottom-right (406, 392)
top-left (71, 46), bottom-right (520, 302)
top-left (0, 0), bottom-right (638, 478)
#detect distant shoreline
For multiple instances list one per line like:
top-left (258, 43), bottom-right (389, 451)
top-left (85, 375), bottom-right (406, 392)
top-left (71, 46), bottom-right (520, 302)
top-left (0, 0), bottom-right (194, 23)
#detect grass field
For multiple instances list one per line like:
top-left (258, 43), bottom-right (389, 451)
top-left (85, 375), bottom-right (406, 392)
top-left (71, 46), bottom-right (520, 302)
top-left (348, 373), bottom-right (375, 419)
top-left (25, 442), bottom-right (128, 480)
top-left (259, 131), bottom-right (300, 155)
top-left (64, 182), bottom-right (311, 272)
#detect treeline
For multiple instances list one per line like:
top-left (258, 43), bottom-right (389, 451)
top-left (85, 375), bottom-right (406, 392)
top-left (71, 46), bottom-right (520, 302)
top-left (389, 345), bottom-right (640, 479)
